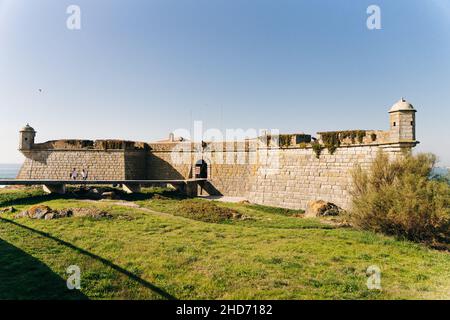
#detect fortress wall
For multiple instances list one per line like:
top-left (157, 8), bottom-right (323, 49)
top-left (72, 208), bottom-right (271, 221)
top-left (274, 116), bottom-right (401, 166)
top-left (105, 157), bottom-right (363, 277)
top-left (17, 150), bottom-right (126, 180)
top-left (15, 140), bottom-right (411, 211)
top-left (207, 163), bottom-right (256, 197)
top-left (142, 140), bottom-right (409, 206)
top-left (15, 125), bottom-right (414, 211)
top-left (144, 142), bottom-right (257, 196)
top-left (146, 151), bottom-right (192, 180)
top-left (248, 144), bottom-right (405, 210)
top-left (202, 152), bottom-right (257, 197)
top-left (147, 143), bottom-right (193, 180)
top-left (199, 142), bottom-right (257, 196)
top-left (124, 150), bottom-right (148, 180)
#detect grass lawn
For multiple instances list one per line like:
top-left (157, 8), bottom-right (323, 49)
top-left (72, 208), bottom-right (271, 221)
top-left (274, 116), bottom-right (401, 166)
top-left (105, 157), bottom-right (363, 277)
top-left (0, 187), bottom-right (449, 300)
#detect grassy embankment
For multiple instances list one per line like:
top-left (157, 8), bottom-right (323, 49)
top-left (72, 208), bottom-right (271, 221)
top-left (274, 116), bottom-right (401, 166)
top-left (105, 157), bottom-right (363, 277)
top-left (0, 187), bottom-right (449, 300)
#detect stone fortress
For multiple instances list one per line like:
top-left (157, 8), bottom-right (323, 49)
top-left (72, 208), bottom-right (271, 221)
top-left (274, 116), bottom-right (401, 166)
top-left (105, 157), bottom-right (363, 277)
top-left (17, 98), bottom-right (418, 210)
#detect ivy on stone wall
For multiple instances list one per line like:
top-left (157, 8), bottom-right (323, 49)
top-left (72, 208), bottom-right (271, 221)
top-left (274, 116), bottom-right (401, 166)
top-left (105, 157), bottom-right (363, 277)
top-left (319, 130), bottom-right (368, 155)
top-left (265, 130), bottom-right (373, 158)
top-left (266, 134), bottom-right (310, 148)
top-left (321, 132), bottom-right (341, 155)
top-left (95, 140), bottom-right (150, 151)
top-left (338, 130), bottom-right (366, 144)
top-left (311, 141), bottom-right (324, 159)
top-left (279, 134), bottom-right (294, 148)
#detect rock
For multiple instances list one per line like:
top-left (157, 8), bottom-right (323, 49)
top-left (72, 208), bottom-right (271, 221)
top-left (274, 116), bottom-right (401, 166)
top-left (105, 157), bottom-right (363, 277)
top-left (305, 200), bottom-right (343, 218)
top-left (14, 205), bottom-right (76, 220)
top-left (0, 207), bottom-right (16, 213)
top-left (89, 188), bottom-right (100, 194)
top-left (93, 211), bottom-right (113, 219)
top-left (27, 205), bottom-right (53, 219)
top-left (58, 209), bottom-right (73, 218)
top-left (13, 205), bottom-right (111, 220)
top-left (231, 212), bottom-right (253, 220)
top-left (232, 212), bottom-right (242, 219)
top-left (14, 211), bottom-right (29, 219)
top-left (71, 208), bottom-right (113, 219)
top-left (85, 188), bottom-right (102, 200)
top-left (101, 191), bottom-right (117, 200)
top-left (44, 213), bottom-right (56, 220)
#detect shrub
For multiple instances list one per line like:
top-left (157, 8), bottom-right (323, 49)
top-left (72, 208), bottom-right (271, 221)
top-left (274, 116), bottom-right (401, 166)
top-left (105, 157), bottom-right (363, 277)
top-left (311, 142), bottom-right (324, 159)
top-left (349, 152), bottom-right (450, 249)
top-left (279, 134), bottom-right (294, 148)
top-left (177, 200), bottom-right (238, 223)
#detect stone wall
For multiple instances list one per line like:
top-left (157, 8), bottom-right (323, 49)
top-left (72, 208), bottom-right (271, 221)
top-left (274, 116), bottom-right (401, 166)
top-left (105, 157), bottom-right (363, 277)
top-left (17, 150), bottom-right (127, 180)
top-left (147, 143), bottom-right (193, 180)
top-left (248, 145), bottom-right (386, 210)
top-left (143, 142), bottom-right (258, 196)
top-left (17, 128), bottom-right (416, 210)
top-left (124, 150), bottom-right (148, 180)
top-left (200, 142), bottom-right (254, 196)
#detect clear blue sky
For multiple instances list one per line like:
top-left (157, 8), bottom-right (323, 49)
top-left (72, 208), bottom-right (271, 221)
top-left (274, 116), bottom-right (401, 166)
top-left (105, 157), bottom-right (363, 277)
top-left (1, 0), bottom-right (449, 165)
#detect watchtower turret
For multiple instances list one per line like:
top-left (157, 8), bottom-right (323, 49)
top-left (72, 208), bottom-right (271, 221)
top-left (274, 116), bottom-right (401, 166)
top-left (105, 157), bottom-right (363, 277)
top-left (19, 124), bottom-right (36, 151)
top-left (389, 98), bottom-right (416, 142)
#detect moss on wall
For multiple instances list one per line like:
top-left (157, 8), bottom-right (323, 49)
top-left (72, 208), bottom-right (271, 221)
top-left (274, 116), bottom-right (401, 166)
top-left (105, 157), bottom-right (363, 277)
top-left (279, 134), bottom-right (294, 148)
top-left (311, 141), bottom-right (324, 159)
top-left (319, 130), bottom-right (368, 155)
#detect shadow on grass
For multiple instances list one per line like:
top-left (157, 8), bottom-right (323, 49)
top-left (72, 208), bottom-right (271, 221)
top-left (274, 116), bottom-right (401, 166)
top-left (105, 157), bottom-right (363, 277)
top-left (118, 189), bottom-right (188, 202)
top-left (0, 218), bottom-right (177, 300)
top-left (0, 188), bottom-right (188, 208)
top-left (0, 192), bottom-right (66, 208)
top-left (0, 238), bottom-right (88, 300)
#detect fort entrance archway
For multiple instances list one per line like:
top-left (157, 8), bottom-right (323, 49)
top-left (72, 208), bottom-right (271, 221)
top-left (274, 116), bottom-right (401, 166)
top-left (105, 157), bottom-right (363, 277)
top-left (195, 160), bottom-right (208, 179)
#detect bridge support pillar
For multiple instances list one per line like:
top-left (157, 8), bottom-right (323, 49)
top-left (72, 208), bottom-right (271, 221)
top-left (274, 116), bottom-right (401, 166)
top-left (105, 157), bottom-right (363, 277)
top-left (185, 181), bottom-right (198, 197)
top-left (43, 184), bottom-right (66, 194)
top-left (123, 184), bottom-right (141, 194)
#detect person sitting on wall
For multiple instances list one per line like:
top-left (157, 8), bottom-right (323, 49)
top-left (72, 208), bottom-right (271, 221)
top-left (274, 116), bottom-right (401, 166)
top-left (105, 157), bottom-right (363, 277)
top-left (70, 168), bottom-right (78, 180)
top-left (81, 169), bottom-right (88, 181)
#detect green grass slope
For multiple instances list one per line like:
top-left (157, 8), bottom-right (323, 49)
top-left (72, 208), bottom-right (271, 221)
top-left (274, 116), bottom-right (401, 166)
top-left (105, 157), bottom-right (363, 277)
top-left (0, 188), bottom-right (449, 300)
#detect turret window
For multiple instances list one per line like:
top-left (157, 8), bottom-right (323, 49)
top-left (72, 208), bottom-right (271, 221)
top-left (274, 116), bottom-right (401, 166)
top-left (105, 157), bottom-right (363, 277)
top-left (393, 122), bottom-right (396, 127)
top-left (411, 121), bottom-right (414, 126)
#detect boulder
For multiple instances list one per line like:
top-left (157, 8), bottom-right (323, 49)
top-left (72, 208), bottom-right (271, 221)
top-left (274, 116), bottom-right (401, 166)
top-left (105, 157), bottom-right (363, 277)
top-left (44, 213), bottom-right (56, 220)
top-left (86, 188), bottom-right (102, 200)
top-left (58, 209), bottom-right (74, 218)
top-left (305, 200), bottom-right (343, 218)
top-left (26, 205), bottom-right (53, 219)
top-left (101, 191), bottom-right (118, 200)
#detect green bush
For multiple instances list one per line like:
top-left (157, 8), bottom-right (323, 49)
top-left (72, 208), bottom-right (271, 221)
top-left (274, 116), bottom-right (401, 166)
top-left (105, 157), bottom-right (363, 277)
top-left (349, 152), bottom-right (450, 249)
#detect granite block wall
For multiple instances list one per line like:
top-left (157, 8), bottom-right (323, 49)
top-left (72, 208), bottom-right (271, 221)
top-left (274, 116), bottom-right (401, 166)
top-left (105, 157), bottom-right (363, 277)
top-left (17, 150), bottom-right (126, 180)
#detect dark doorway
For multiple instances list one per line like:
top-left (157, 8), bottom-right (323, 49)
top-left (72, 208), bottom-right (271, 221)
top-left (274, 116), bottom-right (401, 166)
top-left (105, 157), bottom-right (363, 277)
top-left (195, 160), bottom-right (208, 179)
